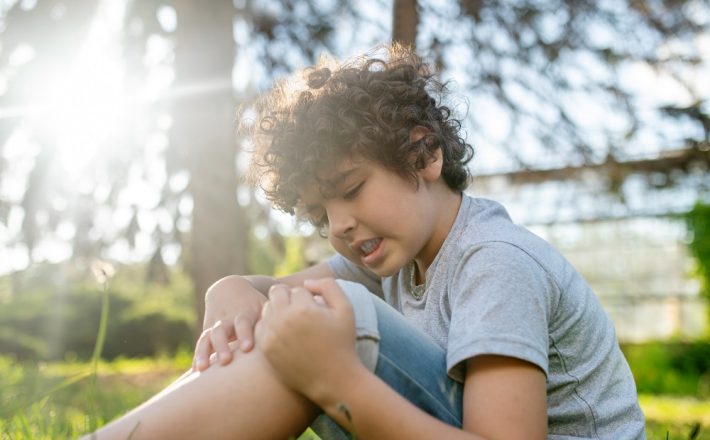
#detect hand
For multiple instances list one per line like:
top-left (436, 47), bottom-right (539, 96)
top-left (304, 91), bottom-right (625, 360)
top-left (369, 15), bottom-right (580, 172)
top-left (255, 278), bottom-right (362, 405)
top-left (193, 276), bottom-right (267, 371)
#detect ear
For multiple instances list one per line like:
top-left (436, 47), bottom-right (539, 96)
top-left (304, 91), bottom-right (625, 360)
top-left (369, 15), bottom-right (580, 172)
top-left (409, 125), bottom-right (429, 144)
top-left (409, 126), bottom-right (443, 183)
top-left (420, 146), bottom-right (443, 182)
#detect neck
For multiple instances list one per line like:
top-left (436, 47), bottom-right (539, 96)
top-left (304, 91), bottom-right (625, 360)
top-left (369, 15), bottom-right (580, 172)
top-left (413, 188), bottom-right (462, 282)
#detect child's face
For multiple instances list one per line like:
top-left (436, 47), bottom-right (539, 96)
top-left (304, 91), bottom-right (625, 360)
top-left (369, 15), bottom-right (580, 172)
top-left (299, 155), bottom-right (446, 277)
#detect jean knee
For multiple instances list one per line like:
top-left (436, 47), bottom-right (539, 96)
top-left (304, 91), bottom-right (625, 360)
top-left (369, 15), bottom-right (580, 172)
top-left (334, 280), bottom-right (380, 372)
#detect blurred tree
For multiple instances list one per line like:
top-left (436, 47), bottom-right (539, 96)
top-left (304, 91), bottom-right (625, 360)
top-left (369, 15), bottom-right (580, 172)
top-left (686, 201), bottom-right (710, 317)
top-left (402, 0), bottom-right (709, 174)
top-left (393, 0), bottom-right (418, 48)
top-left (171, 0), bottom-right (247, 323)
top-left (119, 0), bottom-right (350, 326)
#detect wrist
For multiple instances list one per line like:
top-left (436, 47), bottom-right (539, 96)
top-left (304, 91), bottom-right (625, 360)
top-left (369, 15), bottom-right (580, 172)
top-left (312, 360), bottom-right (372, 412)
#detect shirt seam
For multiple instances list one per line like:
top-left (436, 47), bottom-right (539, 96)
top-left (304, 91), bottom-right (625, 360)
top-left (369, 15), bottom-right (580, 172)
top-left (549, 335), bottom-right (601, 439)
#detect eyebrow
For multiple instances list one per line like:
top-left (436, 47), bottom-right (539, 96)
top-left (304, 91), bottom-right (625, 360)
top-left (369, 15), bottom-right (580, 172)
top-left (324, 166), bottom-right (360, 186)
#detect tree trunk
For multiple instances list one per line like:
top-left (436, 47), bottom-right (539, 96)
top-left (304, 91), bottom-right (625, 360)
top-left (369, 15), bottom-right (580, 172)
top-left (392, 0), bottom-right (419, 48)
top-left (172, 0), bottom-right (247, 332)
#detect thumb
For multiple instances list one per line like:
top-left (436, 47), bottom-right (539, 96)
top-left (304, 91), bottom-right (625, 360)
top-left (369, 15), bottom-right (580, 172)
top-left (303, 278), bottom-right (351, 310)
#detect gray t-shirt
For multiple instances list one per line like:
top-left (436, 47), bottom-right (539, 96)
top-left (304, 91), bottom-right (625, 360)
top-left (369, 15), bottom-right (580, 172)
top-left (329, 195), bottom-right (645, 439)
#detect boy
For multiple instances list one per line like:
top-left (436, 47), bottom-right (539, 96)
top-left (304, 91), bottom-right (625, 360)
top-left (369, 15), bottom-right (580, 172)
top-left (90, 44), bottom-right (645, 439)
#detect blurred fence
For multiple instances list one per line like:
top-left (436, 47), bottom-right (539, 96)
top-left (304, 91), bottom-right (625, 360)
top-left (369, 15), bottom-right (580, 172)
top-left (528, 217), bottom-right (707, 342)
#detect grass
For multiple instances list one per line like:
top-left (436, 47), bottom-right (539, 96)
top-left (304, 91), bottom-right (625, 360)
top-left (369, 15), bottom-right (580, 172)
top-left (0, 354), bottom-right (325, 439)
top-left (0, 354), bottom-right (191, 439)
top-left (641, 394), bottom-right (709, 439)
top-left (1, 355), bottom-right (708, 439)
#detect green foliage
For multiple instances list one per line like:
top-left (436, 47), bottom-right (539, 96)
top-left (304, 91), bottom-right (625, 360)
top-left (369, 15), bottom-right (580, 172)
top-left (622, 341), bottom-right (710, 397)
top-left (0, 263), bottom-right (196, 361)
top-left (275, 236), bottom-right (307, 277)
top-left (686, 201), bottom-right (710, 299)
top-left (248, 232), bottom-right (280, 275)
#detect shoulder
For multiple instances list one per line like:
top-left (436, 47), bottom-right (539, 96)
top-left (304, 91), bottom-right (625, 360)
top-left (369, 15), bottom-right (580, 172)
top-left (451, 240), bottom-right (555, 287)
top-left (448, 196), bottom-right (569, 290)
top-left (449, 241), bottom-right (559, 310)
top-left (445, 239), bottom-right (562, 327)
top-left (449, 196), bottom-right (547, 260)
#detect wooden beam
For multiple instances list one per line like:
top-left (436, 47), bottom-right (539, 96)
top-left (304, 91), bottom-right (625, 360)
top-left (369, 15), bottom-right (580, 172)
top-left (473, 146), bottom-right (710, 185)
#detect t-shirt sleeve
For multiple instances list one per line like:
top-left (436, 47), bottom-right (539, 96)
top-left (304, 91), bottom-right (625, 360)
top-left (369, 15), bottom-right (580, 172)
top-left (447, 242), bottom-right (555, 380)
top-left (328, 253), bottom-right (384, 298)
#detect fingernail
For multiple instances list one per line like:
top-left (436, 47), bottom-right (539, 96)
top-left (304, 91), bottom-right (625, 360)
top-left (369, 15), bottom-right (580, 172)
top-left (220, 351), bottom-right (230, 363)
top-left (196, 356), bottom-right (206, 369)
top-left (241, 340), bottom-right (251, 351)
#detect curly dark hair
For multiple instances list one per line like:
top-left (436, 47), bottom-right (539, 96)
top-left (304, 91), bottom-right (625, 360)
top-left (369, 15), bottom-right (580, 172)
top-left (249, 43), bottom-right (474, 218)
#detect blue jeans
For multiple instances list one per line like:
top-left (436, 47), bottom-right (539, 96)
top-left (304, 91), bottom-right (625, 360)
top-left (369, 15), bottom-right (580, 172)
top-left (310, 281), bottom-right (464, 439)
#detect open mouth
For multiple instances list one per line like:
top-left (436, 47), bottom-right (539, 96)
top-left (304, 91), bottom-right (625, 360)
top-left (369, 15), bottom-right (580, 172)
top-left (359, 238), bottom-right (382, 256)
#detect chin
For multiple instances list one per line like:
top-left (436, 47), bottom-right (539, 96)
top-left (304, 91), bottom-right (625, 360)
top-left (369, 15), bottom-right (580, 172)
top-left (368, 263), bottom-right (403, 278)
top-left (346, 254), bottom-right (404, 278)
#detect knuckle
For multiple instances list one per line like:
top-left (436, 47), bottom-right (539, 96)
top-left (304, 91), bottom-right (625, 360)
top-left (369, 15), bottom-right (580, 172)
top-left (235, 315), bottom-right (253, 328)
top-left (268, 283), bottom-right (289, 296)
top-left (291, 286), bottom-right (308, 295)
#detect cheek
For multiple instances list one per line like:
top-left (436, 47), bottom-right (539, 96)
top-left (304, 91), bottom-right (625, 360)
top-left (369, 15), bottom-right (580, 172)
top-left (330, 237), bottom-right (359, 263)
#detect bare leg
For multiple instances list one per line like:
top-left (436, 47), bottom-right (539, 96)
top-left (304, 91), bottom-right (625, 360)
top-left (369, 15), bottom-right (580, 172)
top-left (84, 348), bottom-right (318, 440)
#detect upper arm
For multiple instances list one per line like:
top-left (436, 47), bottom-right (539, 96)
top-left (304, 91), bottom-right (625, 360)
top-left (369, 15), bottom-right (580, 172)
top-left (463, 355), bottom-right (547, 440)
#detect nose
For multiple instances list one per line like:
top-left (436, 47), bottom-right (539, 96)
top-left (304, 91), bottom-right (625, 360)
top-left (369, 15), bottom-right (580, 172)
top-left (327, 202), bottom-right (356, 238)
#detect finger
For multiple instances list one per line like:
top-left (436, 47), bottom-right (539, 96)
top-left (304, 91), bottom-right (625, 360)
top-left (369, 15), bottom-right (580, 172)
top-left (261, 300), bottom-right (270, 320)
top-left (234, 314), bottom-right (256, 352)
top-left (193, 330), bottom-right (214, 371)
top-left (268, 284), bottom-right (291, 310)
top-left (303, 278), bottom-right (351, 310)
top-left (209, 321), bottom-right (234, 366)
top-left (290, 286), bottom-right (316, 306)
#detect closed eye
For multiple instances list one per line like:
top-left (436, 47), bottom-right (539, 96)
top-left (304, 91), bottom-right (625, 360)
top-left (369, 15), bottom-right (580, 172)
top-left (343, 181), bottom-right (364, 199)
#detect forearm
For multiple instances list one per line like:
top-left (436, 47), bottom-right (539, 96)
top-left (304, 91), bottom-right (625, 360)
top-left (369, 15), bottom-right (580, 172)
top-left (317, 365), bottom-right (486, 440)
top-left (211, 259), bottom-right (335, 298)
top-left (220, 262), bottom-right (335, 296)
top-left (244, 275), bottom-right (278, 295)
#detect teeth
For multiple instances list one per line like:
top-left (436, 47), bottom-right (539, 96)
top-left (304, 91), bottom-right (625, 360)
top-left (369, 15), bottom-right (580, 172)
top-left (360, 238), bottom-right (380, 255)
